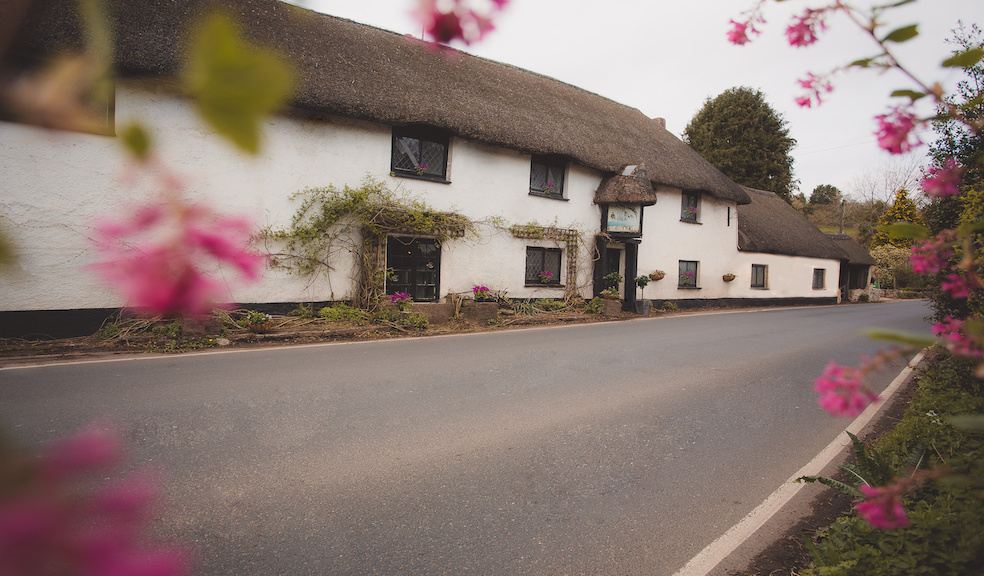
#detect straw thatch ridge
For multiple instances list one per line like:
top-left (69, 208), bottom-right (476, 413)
top-left (826, 234), bottom-right (875, 265)
top-left (737, 187), bottom-right (846, 260)
top-left (595, 165), bottom-right (658, 205)
top-left (4, 0), bottom-right (750, 204)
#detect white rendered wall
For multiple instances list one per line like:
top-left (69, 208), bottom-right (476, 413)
top-left (634, 189), bottom-right (840, 300)
top-left (635, 188), bottom-right (741, 300)
top-left (0, 83), bottom-right (601, 311)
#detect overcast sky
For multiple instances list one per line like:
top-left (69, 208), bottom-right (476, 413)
top-left (297, 0), bottom-right (980, 199)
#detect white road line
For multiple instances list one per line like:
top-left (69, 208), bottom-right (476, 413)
top-left (0, 302), bottom-right (900, 371)
top-left (671, 350), bottom-right (926, 576)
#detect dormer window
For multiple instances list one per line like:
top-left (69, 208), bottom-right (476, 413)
top-left (681, 191), bottom-right (701, 223)
top-left (530, 155), bottom-right (566, 199)
top-left (391, 126), bottom-right (450, 182)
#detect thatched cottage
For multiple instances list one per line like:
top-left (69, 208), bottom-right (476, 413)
top-left (0, 0), bottom-right (872, 336)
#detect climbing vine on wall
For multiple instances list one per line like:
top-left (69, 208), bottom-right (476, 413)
top-left (261, 179), bottom-right (474, 309)
top-left (508, 223), bottom-right (583, 299)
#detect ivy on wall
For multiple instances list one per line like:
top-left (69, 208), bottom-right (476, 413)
top-left (508, 223), bottom-right (582, 299)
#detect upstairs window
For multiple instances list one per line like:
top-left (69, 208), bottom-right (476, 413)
top-left (526, 247), bottom-right (562, 285)
top-left (813, 268), bottom-right (826, 290)
top-left (678, 260), bottom-right (698, 288)
top-left (681, 191), bottom-right (700, 223)
top-left (751, 264), bottom-right (768, 289)
top-left (530, 155), bottom-right (566, 198)
top-left (391, 127), bottom-right (449, 181)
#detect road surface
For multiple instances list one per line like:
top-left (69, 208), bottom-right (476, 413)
top-left (0, 301), bottom-right (929, 575)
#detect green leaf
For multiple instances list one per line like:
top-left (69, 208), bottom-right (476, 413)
top-left (942, 47), bottom-right (984, 68)
top-left (120, 122), bottom-right (152, 161)
top-left (865, 328), bottom-right (936, 348)
top-left (796, 475), bottom-right (862, 497)
top-left (890, 89), bottom-right (926, 102)
top-left (948, 414), bottom-right (984, 433)
top-left (849, 57), bottom-right (876, 68)
top-left (182, 11), bottom-right (295, 154)
top-left (882, 24), bottom-right (919, 43)
top-left (882, 222), bottom-right (931, 241)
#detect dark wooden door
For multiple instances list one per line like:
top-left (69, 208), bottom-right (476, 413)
top-left (386, 236), bottom-right (440, 302)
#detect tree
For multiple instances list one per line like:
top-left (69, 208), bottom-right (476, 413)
top-left (809, 184), bottom-right (842, 205)
top-left (869, 244), bottom-right (911, 289)
top-left (871, 189), bottom-right (922, 247)
top-left (683, 87), bottom-right (797, 202)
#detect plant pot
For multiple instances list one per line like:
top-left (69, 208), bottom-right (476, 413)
top-left (722, 274), bottom-right (736, 282)
top-left (601, 299), bottom-right (622, 317)
top-left (462, 301), bottom-right (499, 324)
top-left (634, 300), bottom-right (651, 315)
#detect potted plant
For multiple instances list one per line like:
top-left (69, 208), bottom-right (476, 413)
top-left (598, 286), bottom-right (622, 316)
top-left (648, 270), bottom-right (665, 282)
top-left (537, 270), bottom-right (555, 284)
top-left (389, 291), bottom-right (412, 312)
top-left (465, 284), bottom-right (499, 323)
top-left (602, 272), bottom-right (623, 289)
top-left (722, 273), bottom-right (736, 282)
top-left (634, 275), bottom-right (651, 314)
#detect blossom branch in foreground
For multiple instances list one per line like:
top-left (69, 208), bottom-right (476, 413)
top-left (856, 481), bottom-right (909, 530)
top-left (414, 0), bottom-right (509, 46)
top-left (0, 426), bottom-right (188, 576)
top-left (814, 348), bottom-right (910, 417)
top-left (92, 164), bottom-right (264, 317)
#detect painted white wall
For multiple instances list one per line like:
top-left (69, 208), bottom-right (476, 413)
top-left (635, 188), bottom-right (741, 299)
top-left (0, 83), bottom-right (601, 311)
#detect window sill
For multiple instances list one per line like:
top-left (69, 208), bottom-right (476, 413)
top-left (525, 283), bottom-right (565, 288)
top-left (391, 171), bottom-right (452, 184)
top-left (751, 287), bottom-right (769, 290)
top-left (529, 191), bottom-right (568, 201)
top-left (680, 219), bottom-right (702, 225)
top-left (677, 286), bottom-right (701, 290)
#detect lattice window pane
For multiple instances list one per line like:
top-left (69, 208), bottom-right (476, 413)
top-left (392, 134), bottom-right (447, 178)
top-left (530, 157), bottom-right (564, 196)
top-left (544, 249), bottom-right (561, 282)
top-left (530, 162), bottom-right (548, 190)
top-left (679, 260), bottom-right (698, 288)
top-left (525, 247), bottom-right (544, 283)
top-left (813, 269), bottom-right (825, 289)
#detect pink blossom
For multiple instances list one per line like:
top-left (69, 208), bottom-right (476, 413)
top-left (0, 428), bottom-right (188, 576)
top-left (933, 316), bottom-right (982, 357)
top-left (874, 106), bottom-right (922, 154)
top-left (940, 273), bottom-right (972, 299)
top-left (920, 158), bottom-right (964, 198)
top-left (40, 426), bottom-right (121, 480)
top-left (796, 72), bottom-right (834, 108)
top-left (93, 199), bottom-right (264, 317)
top-left (856, 483), bottom-right (910, 530)
top-left (727, 19), bottom-right (755, 45)
top-left (786, 8), bottom-right (827, 47)
top-left (910, 234), bottom-right (953, 275)
top-left (814, 362), bottom-right (879, 417)
top-left (414, 0), bottom-right (508, 45)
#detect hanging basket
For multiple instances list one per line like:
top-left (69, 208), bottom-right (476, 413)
top-left (722, 273), bottom-right (736, 282)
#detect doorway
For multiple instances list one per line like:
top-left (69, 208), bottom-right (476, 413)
top-left (386, 236), bottom-right (441, 301)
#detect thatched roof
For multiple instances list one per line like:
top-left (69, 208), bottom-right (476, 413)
top-left (3, 0), bottom-right (750, 204)
top-left (595, 165), bottom-right (658, 205)
top-left (827, 234), bottom-right (875, 265)
top-left (737, 187), bottom-right (845, 260)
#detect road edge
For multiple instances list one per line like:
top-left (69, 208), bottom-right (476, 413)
top-left (671, 349), bottom-right (927, 576)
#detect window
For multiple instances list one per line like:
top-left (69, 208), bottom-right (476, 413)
top-left (678, 260), bottom-right (698, 288)
top-left (529, 155), bottom-right (566, 198)
top-left (681, 191), bottom-right (700, 223)
top-left (391, 127), bottom-right (449, 181)
top-left (813, 268), bottom-right (826, 290)
top-left (727, 206), bottom-right (732, 227)
top-left (526, 247), bottom-right (562, 285)
top-left (751, 264), bottom-right (768, 289)
top-left (386, 236), bottom-right (441, 301)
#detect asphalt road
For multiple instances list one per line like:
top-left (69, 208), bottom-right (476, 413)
top-left (0, 301), bottom-right (929, 575)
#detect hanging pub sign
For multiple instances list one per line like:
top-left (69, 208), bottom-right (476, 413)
top-left (604, 204), bottom-right (643, 236)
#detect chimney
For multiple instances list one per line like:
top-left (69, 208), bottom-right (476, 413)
top-left (652, 117), bottom-right (666, 129)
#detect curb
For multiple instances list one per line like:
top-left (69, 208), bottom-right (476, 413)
top-left (671, 349), bottom-right (927, 576)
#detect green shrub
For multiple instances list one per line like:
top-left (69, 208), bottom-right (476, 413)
top-left (318, 303), bottom-right (368, 323)
top-left (240, 310), bottom-right (272, 332)
top-left (660, 301), bottom-right (678, 312)
top-left (585, 297), bottom-right (603, 314)
top-left (370, 307), bottom-right (428, 330)
top-left (288, 303), bottom-right (314, 318)
top-left (535, 298), bottom-right (566, 312)
top-left (857, 293), bottom-right (870, 303)
top-left (802, 356), bottom-right (984, 576)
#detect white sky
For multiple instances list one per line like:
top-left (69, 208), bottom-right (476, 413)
top-left (295, 0), bottom-right (982, 199)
